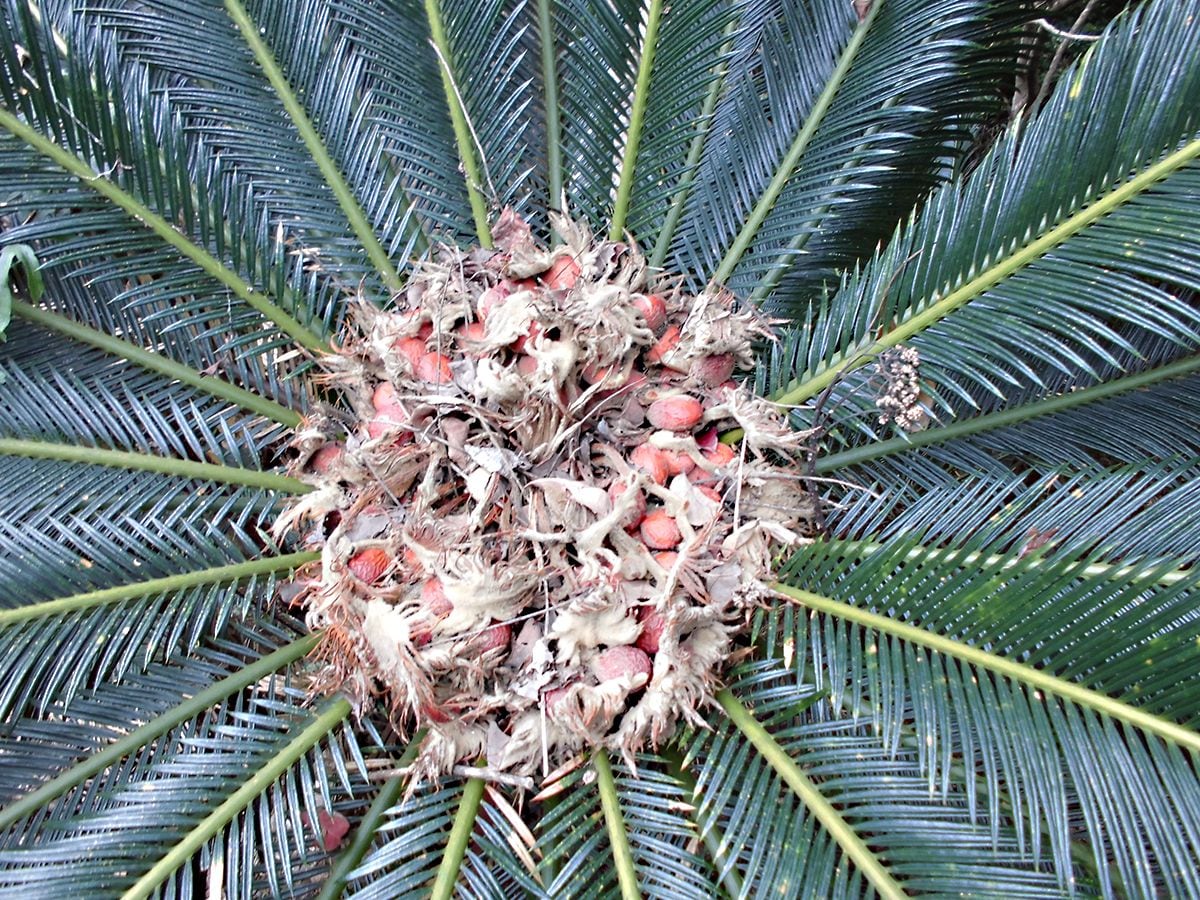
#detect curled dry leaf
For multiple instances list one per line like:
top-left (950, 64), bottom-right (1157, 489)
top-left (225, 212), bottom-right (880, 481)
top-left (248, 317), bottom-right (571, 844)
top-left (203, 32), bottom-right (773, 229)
top-left (276, 209), bottom-right (815, 780)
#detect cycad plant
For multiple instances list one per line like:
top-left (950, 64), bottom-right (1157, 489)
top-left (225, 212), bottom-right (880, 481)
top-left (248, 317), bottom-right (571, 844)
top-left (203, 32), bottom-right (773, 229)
top-left (2, 0), bottom-right (1199, 896)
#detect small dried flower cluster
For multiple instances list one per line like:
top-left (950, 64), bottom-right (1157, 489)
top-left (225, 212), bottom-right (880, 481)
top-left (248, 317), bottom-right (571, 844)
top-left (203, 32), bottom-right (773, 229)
top-left (874, 345), bottom-right (925, 430)
top-left (275, 211), bottom-right (813, 779)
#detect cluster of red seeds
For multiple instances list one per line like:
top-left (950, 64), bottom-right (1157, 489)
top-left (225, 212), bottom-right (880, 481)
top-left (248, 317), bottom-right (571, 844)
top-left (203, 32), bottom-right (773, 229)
top-left (281, 213), bottom-right (805, 775)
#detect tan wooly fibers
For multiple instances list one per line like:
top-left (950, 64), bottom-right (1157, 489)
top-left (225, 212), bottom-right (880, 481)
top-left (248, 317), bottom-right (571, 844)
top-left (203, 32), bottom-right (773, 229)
top-left (275, 209), bottom-right (816, 782)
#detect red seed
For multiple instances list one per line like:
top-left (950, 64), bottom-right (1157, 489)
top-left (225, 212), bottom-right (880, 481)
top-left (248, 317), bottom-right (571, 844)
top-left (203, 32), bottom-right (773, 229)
top-left (581, 360), bottom-right (629, 387)
top-left (541, 254), bottom-right (581, 290)
top-left (695, 483), bottom-right (724, 504)
top-left (316, 810), bottom-right (350, 852)
top-left (645, 324), bottom-right (681, 366)
top-left (640, 509), bottom-right (682, 550)
top-left (516, 354), bottom-right (539, 376)
top-left (608, 480), bottom-right (647, 531)
top-left (392, 336), bottom-right (426, 369)
top-left (636, 608), bottom-right (666, 655)
top-left (366, 413), bottom-right (409, 441)
top-left (652, 550), bottom-right (678, 570)
top-left (543, 684), bottom-right (574, 716)
top-left (348, 548), bottom-right (391, 583)
top-left (456, 320), bottom-right (487, 343)
top-left (420, 577), bottom-right (453, 618)
top-left (512, 320), bottom-right (543, 354)
top-left (691, 352), bottom-right (736, 387)
top-left (630, 443), bottom-right (671, 485)
top-left (703, 442), bottom-right (737, 467)
top-left (415, 351), bottom-right (452, 384)
top-left (647, 394), bottom-right (703, 432)
top-left (473, 622), bottom-right (512, 654)
top-left (373, 382), bottom-right (400, 412)
top-left (309, 443), bottom-right (343, 474)
top-left (476, 284), bottom-right (510, 320)
top-left (631, 293), bottom-right (667, 333)
top-left (662, 450), bottom-right (695, 477)
top-left (592, 645), bottom-right (653, 684)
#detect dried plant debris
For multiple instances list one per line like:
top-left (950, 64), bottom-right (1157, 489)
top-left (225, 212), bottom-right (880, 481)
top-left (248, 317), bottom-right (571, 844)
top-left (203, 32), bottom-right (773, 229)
top-left (275, 210), bottom-right (815, 780)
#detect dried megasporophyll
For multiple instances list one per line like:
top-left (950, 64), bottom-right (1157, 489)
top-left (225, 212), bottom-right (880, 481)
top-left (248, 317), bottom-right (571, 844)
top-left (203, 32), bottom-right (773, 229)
top-left (275, 210), bottom-right (814, 781)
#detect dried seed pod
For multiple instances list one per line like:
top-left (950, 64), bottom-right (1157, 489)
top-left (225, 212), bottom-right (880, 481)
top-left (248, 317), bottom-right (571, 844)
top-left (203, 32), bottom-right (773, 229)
top-left (592, 645), bottom-right (653, 685)
top-left (647, 394), bottom-right (703, 432)
top-left (640, 509), bottom-right (682, 550)
top-left (348, 548), bottom-right (392, 583)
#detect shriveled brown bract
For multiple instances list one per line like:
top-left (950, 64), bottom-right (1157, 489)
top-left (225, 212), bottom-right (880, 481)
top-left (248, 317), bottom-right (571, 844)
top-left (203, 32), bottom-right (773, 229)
top-left (276, 211), bottom-right (814, 781)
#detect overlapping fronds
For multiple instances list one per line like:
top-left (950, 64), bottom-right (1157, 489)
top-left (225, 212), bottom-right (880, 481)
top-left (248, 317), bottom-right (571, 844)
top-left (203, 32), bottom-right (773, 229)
top-left (0, 620), bottom-right (363, 898)
top-left (3, 0), bottom-right (1199, 896)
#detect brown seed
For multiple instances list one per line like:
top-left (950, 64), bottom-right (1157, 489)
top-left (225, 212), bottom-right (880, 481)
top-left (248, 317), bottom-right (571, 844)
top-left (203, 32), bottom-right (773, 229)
top-left (348, 548), bottom-right (391, 583)
top-left (592, 645), bottom-right (653, 684)
top-left (630, 443), bottom-right (671, 485)
top-left (640, 509), bottom-right (682, 550)
top-left (647, 394), bottom-right (703, 432)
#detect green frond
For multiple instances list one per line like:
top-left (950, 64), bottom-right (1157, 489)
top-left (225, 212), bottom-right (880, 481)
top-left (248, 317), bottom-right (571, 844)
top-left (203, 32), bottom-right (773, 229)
top-left (345, 784), bottom-right (469, 897)
top-left (830, 455), bottom-right (1200, 567)
top-left (1, 319), bottom-right (292, 464)
top-left (550, 0), bottom-right (642, 233)
top-left (772, 0), bottom-right (1200, 411)
top-left (772, 537), bottom-right (1200, 896)
top-left (0, 553), bottom-right (315, 725)
top-left (621, 1), bottom-right (735, 245)
top-left (3, 0), bottom-right (1200, 894)
top-left (0, 623), bottom-right (361, 898)
top-left (0, 455), bottom-right (279, 600)
top-left (665, 0), bottom-right (1022, 301)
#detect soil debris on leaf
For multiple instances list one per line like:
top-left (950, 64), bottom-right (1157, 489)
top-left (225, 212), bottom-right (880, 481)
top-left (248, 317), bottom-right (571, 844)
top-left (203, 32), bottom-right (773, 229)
top-left (275, 210), bottom-right (815, 781)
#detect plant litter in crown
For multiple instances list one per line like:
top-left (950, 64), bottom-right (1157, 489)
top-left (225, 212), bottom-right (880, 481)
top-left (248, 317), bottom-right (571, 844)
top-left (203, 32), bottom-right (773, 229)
top-left (275, 210), bottom-right (815, 781)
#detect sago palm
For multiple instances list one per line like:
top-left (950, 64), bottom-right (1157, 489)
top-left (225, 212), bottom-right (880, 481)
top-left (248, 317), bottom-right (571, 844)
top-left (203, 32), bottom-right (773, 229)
top-left (2, 0), bottom-right (1199, 896)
